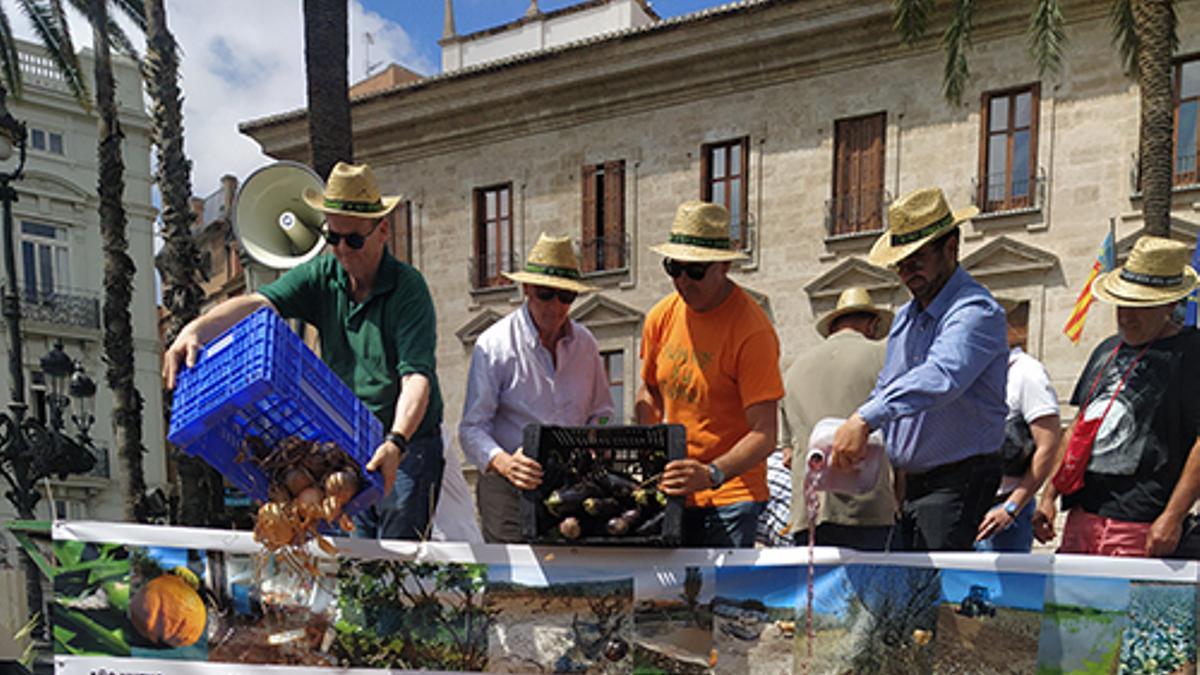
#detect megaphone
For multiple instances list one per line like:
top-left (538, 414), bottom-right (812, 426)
top-left (233, 161), bottom-right (326, 270)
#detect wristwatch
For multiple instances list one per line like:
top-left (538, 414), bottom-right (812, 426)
top-left (707, 463), bottom-right (725, 489)
top-left (385, 431), bottom-right (409, 452)
top-left (1003, 501), bottom-right (1020, 517)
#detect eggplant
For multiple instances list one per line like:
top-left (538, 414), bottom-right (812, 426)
top-left (633, 510), bottom-right (666, 536)
top-left (582, 497), bottom-right (622, 519)
top-left (559, 517), bottom-right (582, 540)
top-left (592, 471), bottom-right (639, 499)
top-left (606, 508), bottom-right (642, 536)
top-left (544, 482), bottom-right (601, 517)
top-left (632, 487), bottom-right (667, 510)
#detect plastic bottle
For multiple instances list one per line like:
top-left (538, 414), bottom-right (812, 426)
top-left (805, 417), bottom-right (884, 495)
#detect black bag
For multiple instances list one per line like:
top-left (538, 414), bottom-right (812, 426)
top-left (999, 415), bottom-right (1035, 476)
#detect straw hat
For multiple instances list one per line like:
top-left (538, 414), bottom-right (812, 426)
top-left (1091, 236), bottom-right (1198, 307)
top-left (502, 233), bottom-right (598, 293)
top-left (302, 161), bottom-right (402, 218)
top-left (816, 287), bottom-right (894, 339)
top-left (868, 187), bottom-right (979, 267)
top-left (649, 201), bottom-right (750, 262)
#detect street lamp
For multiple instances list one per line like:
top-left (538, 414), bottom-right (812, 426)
top-left (0, 88), bottom-right (99, 640)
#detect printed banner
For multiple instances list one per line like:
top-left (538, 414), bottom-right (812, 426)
top-left (51, 521), bottom-right (1200, 674)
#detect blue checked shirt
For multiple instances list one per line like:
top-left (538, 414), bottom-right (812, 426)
top-left (857, 266), bottom-right (1008, 473)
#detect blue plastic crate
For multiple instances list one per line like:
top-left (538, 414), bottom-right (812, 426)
top-left (168, 307), bottom-right (384, 515)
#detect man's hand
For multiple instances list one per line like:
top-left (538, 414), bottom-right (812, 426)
top-left (1032, 497), bottom-right (1057, 544)
top-left (1145, 511), bottom-right (1184, 558)
top-left (660, 458), bottom-right (713, 496)
top-left (781, 446), bottom-right (793, 471)
top-left (489, 447), bottom-right (543, 491)
top-left (162, 330), bottom-right (204, 390)
top-left (830, 413), bottom-right (870, 471)
top-left (976, 504), bottom-right (1015, 543)
top-left (366, 438), bottom-right (406, 496)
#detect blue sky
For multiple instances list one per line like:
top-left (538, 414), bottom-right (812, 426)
top-left (361, 0), bottom-right (729, 76)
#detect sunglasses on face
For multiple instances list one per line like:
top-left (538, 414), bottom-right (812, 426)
top-left (323, 219), bottom-right (382, 250)
top-left (663, 258), bottom-right (712, 280)
top-left (534, 286), bottom-right (578, 304)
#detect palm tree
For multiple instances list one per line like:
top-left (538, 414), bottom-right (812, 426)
top-left (143, 0), bottom-right (222, 526)
top-left (89, 0), bottom-right (149, 523)
top-left (891, 0), bottom-right (1178, 235)
top-left (303, 0), bottom-right (353, 178)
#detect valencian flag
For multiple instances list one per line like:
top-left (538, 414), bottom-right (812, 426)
top-left (1063, 230), bottom-right (1116, 343)
top-left (1187, 230), bottom-right (1200, 327)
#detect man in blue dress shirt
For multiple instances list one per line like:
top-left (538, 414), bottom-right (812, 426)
top-left (831, 187), bottom-right (1008, 551)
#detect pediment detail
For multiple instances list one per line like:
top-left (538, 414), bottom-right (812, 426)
top-left (570, 293), bottom-right (643, 329)
top-left (18, 169), bottom-right (91, 203)
top-left (804, 257), bottom-right (898, 301)
top-left (961, 235), bottom-right (1058, 279)
top-left (455, 308), bottom-right (505, 346)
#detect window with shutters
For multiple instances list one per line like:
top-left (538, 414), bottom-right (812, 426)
top-left (830, 112), bottom-right (886, 236)
top-left (1175, 55), bottom-right (1200, 186)
top-left (979, 84), bottom-right (1039, 211)
top-left (388, 200), bottom-right (415, 265)
top-left (473, 184), bottom-right (514, 288)
top-left (1006, 300), bottom-right (1029, 352)
top-left (701, 138), bottom-right (749, 249)
top-left (602, 349), bottom-right (625, 422)
top-left (581, 160), bottom-right (626, 273)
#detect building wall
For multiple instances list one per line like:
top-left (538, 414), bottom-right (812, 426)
top-left (245, 1), bottom-right (1199, 465)
top-left (0, 40), bottom-right (159, 650)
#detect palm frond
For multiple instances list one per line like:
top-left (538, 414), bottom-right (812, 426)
top-left (104, 12), bottom-right (140, 61)
top-left (16, 0), bottom-right (89, 108)
top-left (61, 0), bottom-right (142, 66)
top-left (892, 0), bottom-right (936, 45)
top-left (1109, 0), bottom-right (1137, 77)
top-left (941, 0), bottom-right (977, 104)
top-left (0, 7), bottom-right (24, 98)
top-left (1028, 0), bottom-right (1066, 76)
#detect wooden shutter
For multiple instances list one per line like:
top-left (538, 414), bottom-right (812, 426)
top-left (832, 113), bottom-right (885, 235)
top-left (581, 164), bottom-right (598, 273)
top-left (700, 143), bottom-right (711, 200)
top-left (603, 160), bottom-right (625, 269)
top-left (473, 189), bottom-right (486, 287)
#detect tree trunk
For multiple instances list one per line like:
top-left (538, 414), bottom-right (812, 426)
top-left (92, 0), bottom-right (147, 522)
top-left (1134, 0), bottom-right (1174, 237)
top-left (144, 0), bottom-right (224, 527)
top-left (303, 0), bottom-right (353, 179)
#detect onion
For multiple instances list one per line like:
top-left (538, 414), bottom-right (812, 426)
top-left (320, 494), bottom-right (343, 524)
top-left (294, 486), bottom-right (324, 520)
top-left (324, 470), bottom-right (358, 506)
top-left (283, 467), bottom-right (315, 496)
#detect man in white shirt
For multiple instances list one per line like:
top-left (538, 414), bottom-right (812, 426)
top-left (975, 299), bottom-right (1061, 552)
top-left (459, 234), bottom-right (614, 543)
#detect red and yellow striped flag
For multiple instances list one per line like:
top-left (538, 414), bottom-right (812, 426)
top-left (1063, 231), bottom-right (1116, 343)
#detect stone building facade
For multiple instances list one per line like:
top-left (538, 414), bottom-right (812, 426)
top-left (241, 0), bottom-right (1200, 460)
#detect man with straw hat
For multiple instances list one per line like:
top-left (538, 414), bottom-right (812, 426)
top-left (164, 161), bottom-right (444, 541)
top-left (459, 233), bottom-right (614, 543)
top-left (779, 287), bottom-right (897, 550)
top-left (636, 201), bottom-right (783, 547)
top-left (830, 187), bottom-right (1008, 551)
top-left (1034, 236), bottom-right (1200, 557)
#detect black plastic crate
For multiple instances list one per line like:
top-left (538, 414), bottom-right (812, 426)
top-left (520, 424), bottom-right (686, 546)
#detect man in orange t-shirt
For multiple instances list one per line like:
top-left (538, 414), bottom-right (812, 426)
top-left (636, 201), bottom-right (784, 547)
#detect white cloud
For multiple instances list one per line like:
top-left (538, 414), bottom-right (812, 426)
top-left (1, 0), bottom-right (431, 197)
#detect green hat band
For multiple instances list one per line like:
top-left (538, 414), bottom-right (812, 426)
top-left (1120, 269), bottom-right (1184, 288)
top-left (324, 197), bottom-right (386, 213)
top-left (669, 233), bottom-right (731, 249)
top-left (525, 262), bottom-right (581, 279)
top-left (891, 212), bottom-right (954, 247)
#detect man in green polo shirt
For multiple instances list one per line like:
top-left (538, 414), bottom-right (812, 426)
top-left (163, 162), bottom-right (444, 541)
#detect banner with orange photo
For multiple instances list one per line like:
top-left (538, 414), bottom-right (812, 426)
top-left (51, 521), bottom-right (1198, 674)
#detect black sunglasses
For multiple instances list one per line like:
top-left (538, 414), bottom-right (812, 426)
top-left (323, 219), bottom-right (382, 250)
top-left (663, 258), bottom-right (712, 281)
top-left (533, 286), bottom-right (578, 304)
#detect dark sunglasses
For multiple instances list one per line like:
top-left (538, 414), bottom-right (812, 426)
top-left (323, 219), bottom-right (382, 250)
top-left (663, 258), bottom-right (712, 281)
top-left (533, 286), bottom-right (578, 304)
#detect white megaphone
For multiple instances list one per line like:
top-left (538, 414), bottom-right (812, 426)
top-left (232, 161), bottom-right (326, 271)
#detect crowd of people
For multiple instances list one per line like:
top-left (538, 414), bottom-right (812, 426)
top-left (162, 161), bottom-right (1200, 558)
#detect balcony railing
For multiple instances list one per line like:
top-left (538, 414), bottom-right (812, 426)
top-left (972, 166), bottom-right (1046, 215)
top-left (825, 189), bottom-right (891, 239)
top-left (580, 233), bottom-right (630, 274)
top-left (468, 250), bottom-right (521, 292)
top-left (1, 283), bottom-right (101, 330)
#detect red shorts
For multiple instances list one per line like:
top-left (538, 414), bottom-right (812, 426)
top-left (1058, 508), bottom-right (1151, 557)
